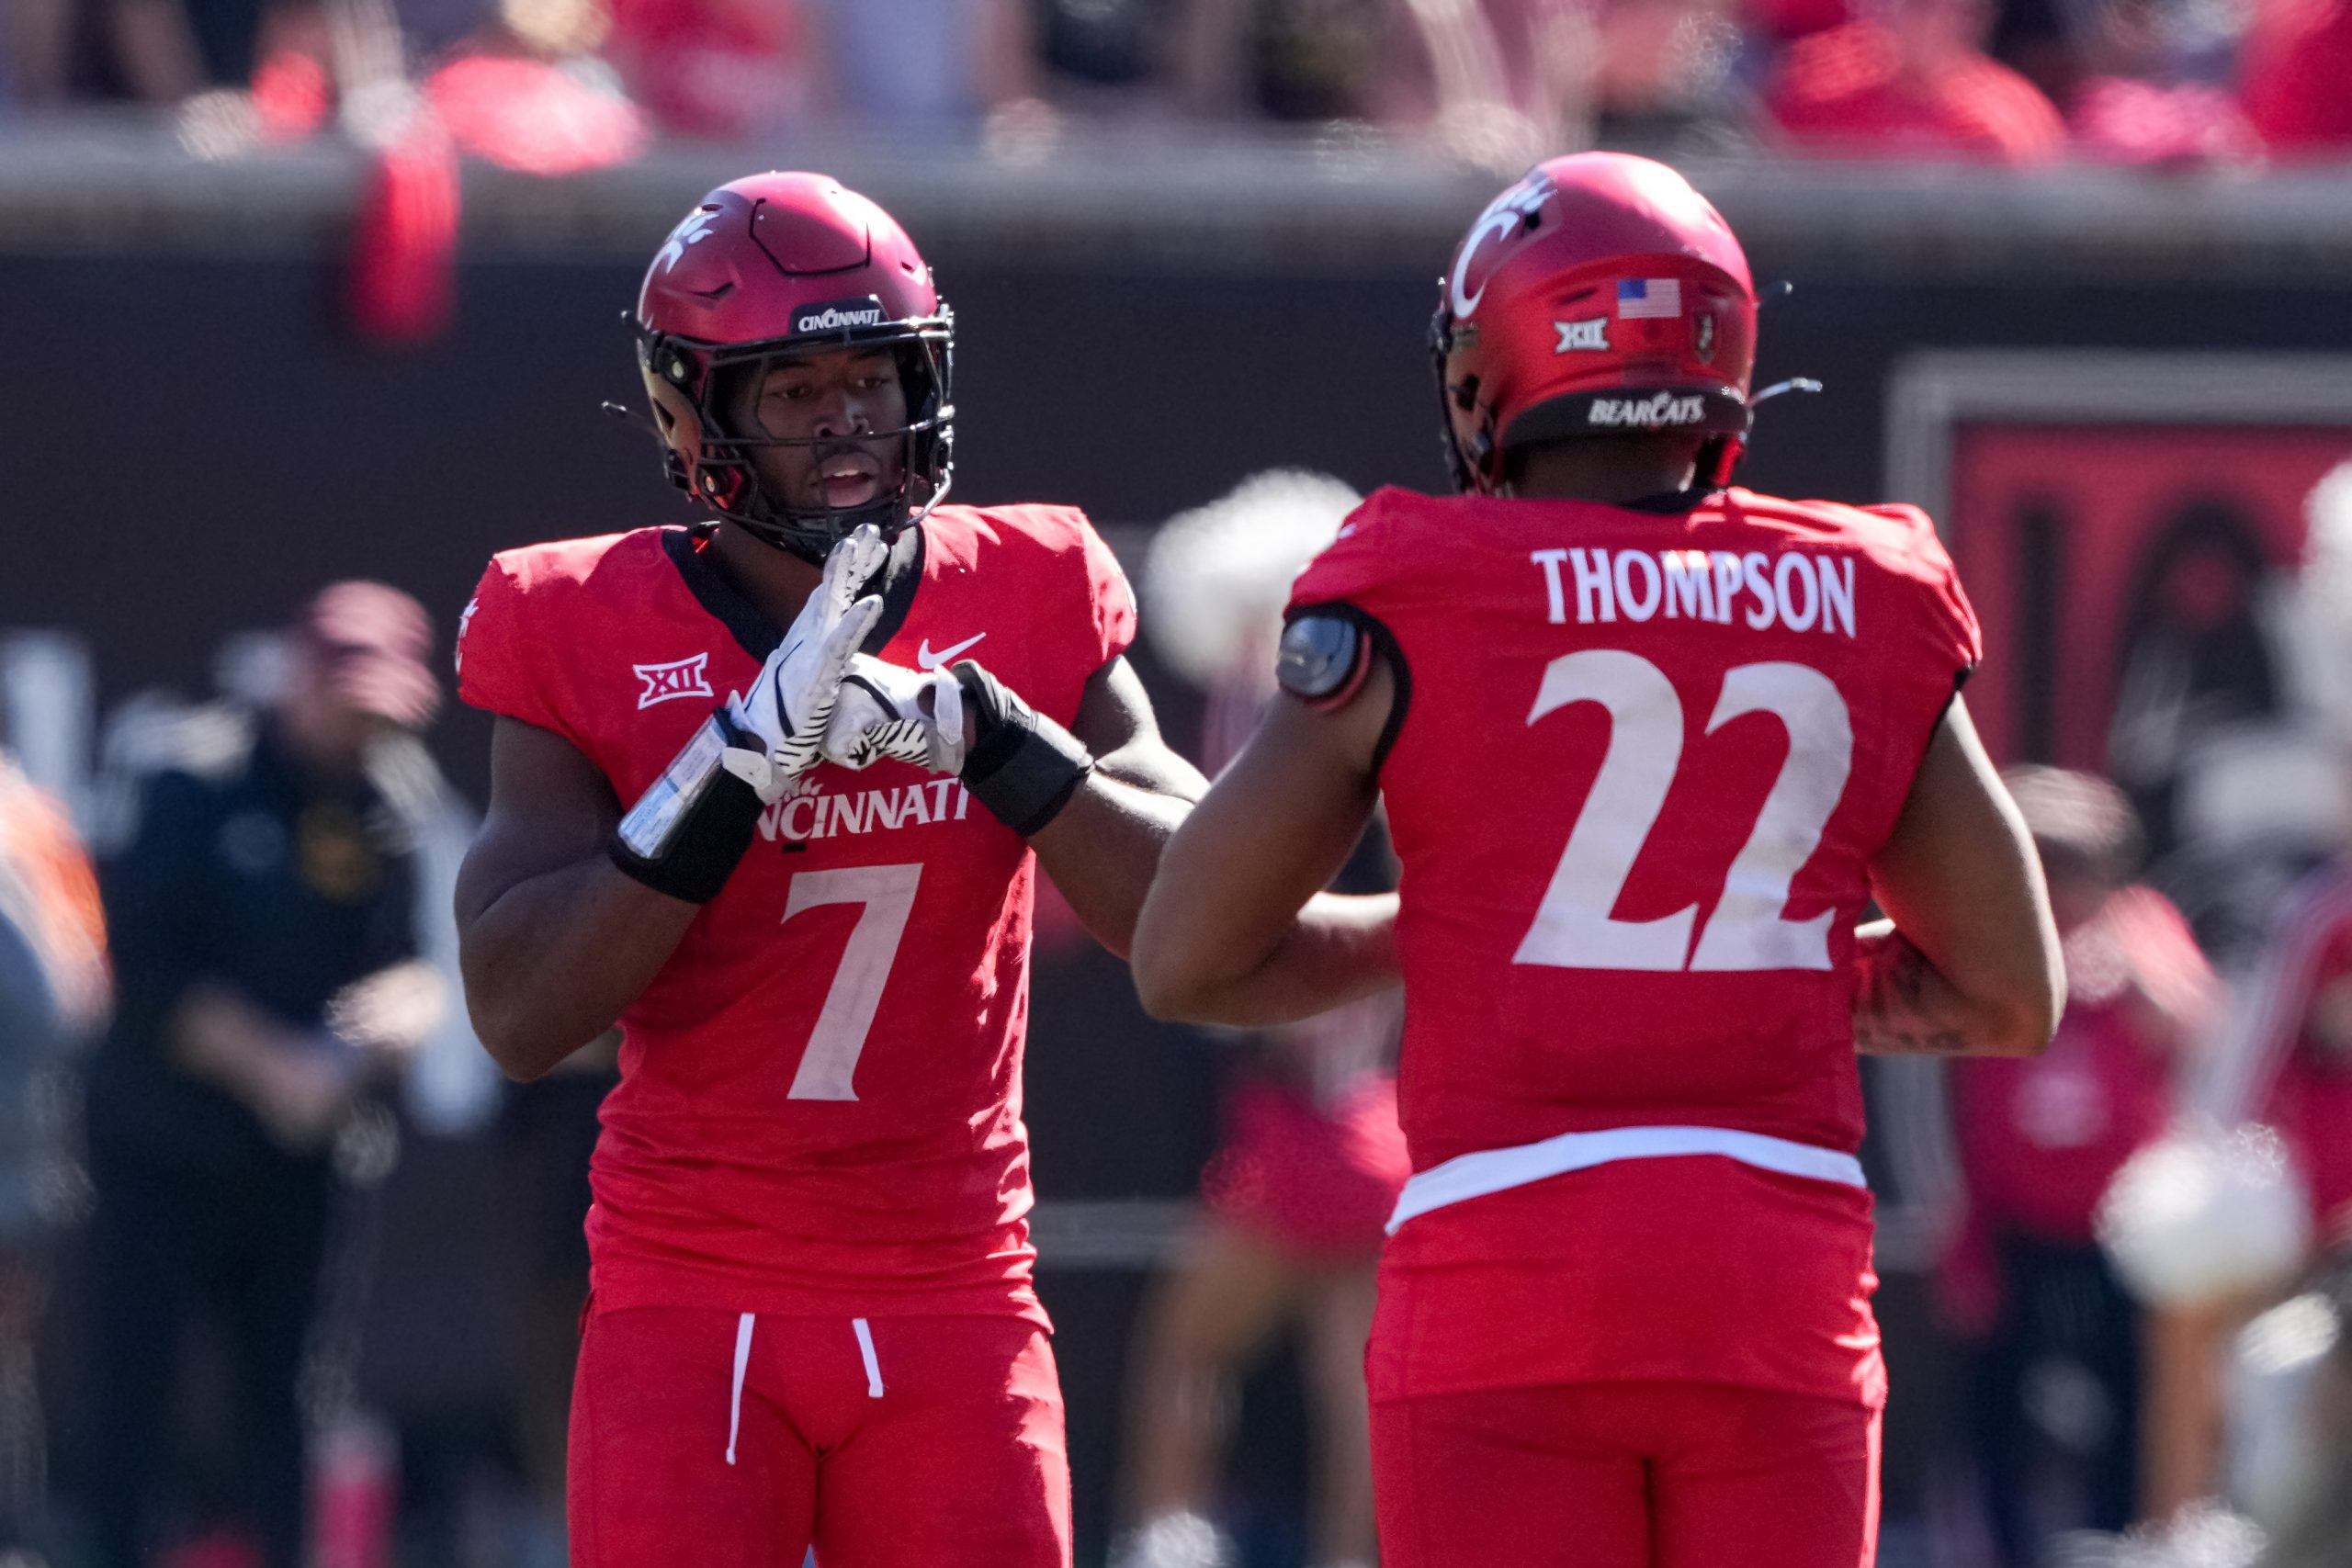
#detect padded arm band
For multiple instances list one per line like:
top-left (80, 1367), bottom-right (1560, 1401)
top-left (609, 710), bottom-right (766, 903)
top-left (953, 660), bottom-right (1094, 837)
top-left (1276, 611), bottom-right (1370, 708)
top-left (1277, 603), bottom-right (1412, 776)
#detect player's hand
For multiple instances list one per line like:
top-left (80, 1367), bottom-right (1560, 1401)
top-left (823, 653), bottom-right (967, 773)
top-left (725, 525), bottom-right (888, 795)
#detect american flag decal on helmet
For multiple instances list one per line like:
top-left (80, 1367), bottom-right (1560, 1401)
top-left (1618, 278), bottom-right (1683, 319)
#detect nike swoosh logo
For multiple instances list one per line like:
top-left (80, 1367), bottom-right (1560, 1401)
top-left (916, 633), bottom-right (987, 670)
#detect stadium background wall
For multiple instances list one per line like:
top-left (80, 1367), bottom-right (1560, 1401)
top-left (6, 145), bottom-right (2351, 1559)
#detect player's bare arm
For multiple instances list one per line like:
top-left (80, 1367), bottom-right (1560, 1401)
top-left (453, 716), bottom-right (703, 1080)
top-left (1022, 652), bottom-right (1206, 958)
top-left (1855, 694), bottom-right (2064, 1057)
top-left (831, 643), bottom-right (1392, 983)
top-left (1130, 652), bottom-right (1400, 1027)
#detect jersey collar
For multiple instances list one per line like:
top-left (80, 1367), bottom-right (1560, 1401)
top-left (662, 522), bottom-right (927, 661)
top-left (1623, 487), bottom-right (1717, 515)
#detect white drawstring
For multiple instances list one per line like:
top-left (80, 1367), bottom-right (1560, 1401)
top-left (852, 1317), bottom-right (884, 1398)
top-left (726, 1313), bottom-right (755, 1465)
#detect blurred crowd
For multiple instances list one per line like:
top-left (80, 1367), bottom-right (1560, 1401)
top-left (0, 0), bottom-right (2348, 175)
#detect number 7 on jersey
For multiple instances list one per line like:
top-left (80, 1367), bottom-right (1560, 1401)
top-left (783, 863), bottom-right (923, 1100)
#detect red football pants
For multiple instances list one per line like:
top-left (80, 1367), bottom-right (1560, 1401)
top-left (1371, 1382), bottom-right (1880, 1568)
top-left (568, 1304), bottom-right (1071, 1568)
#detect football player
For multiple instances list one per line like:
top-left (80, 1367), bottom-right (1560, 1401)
top-left (1130, 152), bottom-right (2066, 1568)
top-left (449, 173), bottom-right (1394, 1566)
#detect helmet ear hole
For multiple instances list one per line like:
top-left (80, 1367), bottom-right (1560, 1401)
top-left (640, 367), bottom-right (714, 506)
top-left (646, 378), bottom-right (704, 464)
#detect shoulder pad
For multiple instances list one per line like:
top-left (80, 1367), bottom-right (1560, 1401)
top-left (1276, 612), bottom-right (1367, 704)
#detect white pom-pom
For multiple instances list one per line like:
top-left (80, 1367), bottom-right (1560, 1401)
top-left (1108, 1512), bottom-right (1235, 1568)
top-left (2299, 460), bottom-right (2352, 632)
top-left (2049, 1503), bottom-right (2267, 1568)
top-left (2272, 459), bottom-right (2352, 745)
top-left (2096, 1122), bottom-right (2312, 1308)
top-left (1141, 469), bottom-right (1363, 689)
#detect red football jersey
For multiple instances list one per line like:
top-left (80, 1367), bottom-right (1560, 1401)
top-left (1288, 485), bottom-right (1980, 1406)
top-left (458, 505), bottom-right (1136, 1321)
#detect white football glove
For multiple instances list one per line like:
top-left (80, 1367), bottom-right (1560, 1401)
top-left (822, 653), bottom-right (967, 773)
top-left (722, 525), bottom-right (888, 799)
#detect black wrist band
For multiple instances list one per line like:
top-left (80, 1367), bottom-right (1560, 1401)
top-left (953, 660), bottom-right (1093, 836)
top-left (608, 710), bottom-right (766, 903)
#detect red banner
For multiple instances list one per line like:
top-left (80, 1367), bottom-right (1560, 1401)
top-left (1947, 424), bottom-right (2352, 771)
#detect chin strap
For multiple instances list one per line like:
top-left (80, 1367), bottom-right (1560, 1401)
top-left (731, 468), bottom-right (955, 565)
top-left (1701, 378), bottom-right (1824, 488)
top-left (1752, 377), bottom-right (1825, 406)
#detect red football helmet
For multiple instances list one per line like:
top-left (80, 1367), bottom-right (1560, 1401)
top-left (1431, 153), bottom-right (1758, 495)
top-left (636, 172), bottom-right (954, 559)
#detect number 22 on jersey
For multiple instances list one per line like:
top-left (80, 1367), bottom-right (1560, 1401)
top-left (1514, 649), bottom-right (1852, 974)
